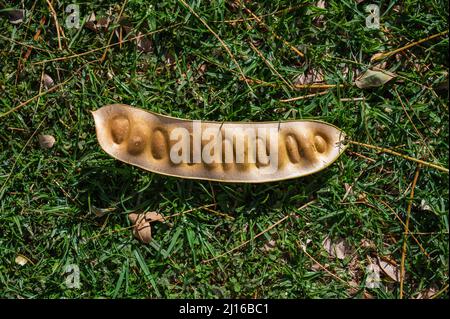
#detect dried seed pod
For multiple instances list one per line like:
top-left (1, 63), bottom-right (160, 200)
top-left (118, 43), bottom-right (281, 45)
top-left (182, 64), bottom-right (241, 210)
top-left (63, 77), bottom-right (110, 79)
top-left (93, 104), bottom-right (347, 183)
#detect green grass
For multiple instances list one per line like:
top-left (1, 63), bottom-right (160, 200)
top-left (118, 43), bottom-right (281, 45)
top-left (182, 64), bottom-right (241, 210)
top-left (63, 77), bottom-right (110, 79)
top-left (0, 0), bottom-right (448, 298)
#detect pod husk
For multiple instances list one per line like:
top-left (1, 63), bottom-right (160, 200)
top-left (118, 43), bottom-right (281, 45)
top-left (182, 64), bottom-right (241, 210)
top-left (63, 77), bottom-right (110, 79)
top-left (92, 104), bottom-right (347, 183)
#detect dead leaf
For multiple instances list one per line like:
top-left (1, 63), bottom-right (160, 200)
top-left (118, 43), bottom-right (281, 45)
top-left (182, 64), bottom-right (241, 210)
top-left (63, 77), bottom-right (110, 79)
top-left (129, 213), bottom-right (151, 243)
top-left (365, 262), bottom-right (382, 288)
top-left (313, 1), bottom-right (326, 27)
top-left (145, 211), bottom-right (165, 222)
top-left (136, 32), bottom-right (153, 53)
top-left (419, 199), bottom-right (433, 212)
top-left (42, 74), bottom-right (54, 90)
top-left (84, 13), bottom-right (111, 32)
top-left (355, 69), bottom-right (396, 88)
top-left (299, 238), bottom-right (312, 252)
top-left (416, 286), bottom-right (437, 299)
top-left (364, 291), bottom-right (375, 299)
top-left (377, 257), bottom-right (400, 282)
top-left (197, 63), bottom-right (207, 76)
top-left (360, 238), bottom-right (376, 249)
top-left (92, 206), bottom-right (116, 217)
top-left (96, 17), bottom-right (111, 31)
top-left (311, 263), bottom-right (322, 271)
top-left (293, 68), bottom-right (324, 86)
top-left (38, 135), bottom-right (56, 149)
top-left (322, 236), bottom-right (348, 259)
top-left (15, 255), bottom-right (28, 266)
top-left (370, 52), bottom-right (386, 63)
top-left (7, 9), bottom-right (25, 25)
top-left (84, 12), bottom-right (98, 31)
top-left (128, 211), bottom-right (164, 244)
top-left (263, 239), bottom-right (276, 252)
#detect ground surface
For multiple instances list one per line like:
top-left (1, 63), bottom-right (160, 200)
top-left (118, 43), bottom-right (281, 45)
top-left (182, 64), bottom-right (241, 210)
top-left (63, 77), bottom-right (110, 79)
top-left (0, 0), bottom-right (448, 298)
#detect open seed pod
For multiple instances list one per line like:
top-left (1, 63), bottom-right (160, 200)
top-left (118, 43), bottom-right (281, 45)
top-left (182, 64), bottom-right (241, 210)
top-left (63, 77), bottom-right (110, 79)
top-left (93, 104), bottom-right (347, 183)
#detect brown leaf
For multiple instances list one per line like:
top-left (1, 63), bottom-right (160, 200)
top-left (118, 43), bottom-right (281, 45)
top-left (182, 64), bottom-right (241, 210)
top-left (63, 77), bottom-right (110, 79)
top-left (38, 135), bottom-right (56, 149)
top-left (84, 12), bottom-right (98, 31)
top-left (360, 238), bottom-right (376, 249)
top-left (293, 68), bottom-right (324, 86)
top-left (8, 9), bottom-right (25, 25)
top-left (313, 1), bottom-right (326, 27)
top-left (416, 286), bottom-right (437, 299)
top-left (355, 69), bottom-right (396, 89)
top-left (15, 255), bottom-right (28, 266)
top-left (310, 263), bottom-right (322, 271)
top-left (145, 211), bottom-right (165, 222)
top-left (377, 257), bottom-right (400, 282)
top-left (322, 236), bottom-right (348, 260)
top-left (129, 213), bottom-right (151, 243)
top-left (92, 206), bottom-right (116, 217)
top-left (128, 211), bottom-right (164, 244)
top-left (42, 74), bottom-right (54, 90)
top-left (419, 199), bottom-right (433, 212)
top-left (136, 32), bottom-right (153, 53)
top-left (97, 17), bottom-right (111, 31)
top-left (84, 13), bottom-right (111, 32)
top-left (365, 262), bottom-right (382, 288)
top-left (263, 239), bottom-right (276, 252)
top-left (197, 63), bottom-right (207, 76)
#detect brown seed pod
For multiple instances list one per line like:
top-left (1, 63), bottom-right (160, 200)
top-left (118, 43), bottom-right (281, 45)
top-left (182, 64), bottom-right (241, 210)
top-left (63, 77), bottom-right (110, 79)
top-left (93, 104), bottom-right (347, 183)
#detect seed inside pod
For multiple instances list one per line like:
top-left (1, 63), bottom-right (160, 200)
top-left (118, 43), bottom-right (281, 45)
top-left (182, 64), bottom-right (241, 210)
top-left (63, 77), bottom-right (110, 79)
top-left (92, 104), bottom-right (347, 183)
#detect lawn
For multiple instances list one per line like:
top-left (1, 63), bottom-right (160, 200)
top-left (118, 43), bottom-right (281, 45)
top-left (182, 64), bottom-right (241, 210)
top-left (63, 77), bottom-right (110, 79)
top-left (0, 0), bottom-right (448, 298)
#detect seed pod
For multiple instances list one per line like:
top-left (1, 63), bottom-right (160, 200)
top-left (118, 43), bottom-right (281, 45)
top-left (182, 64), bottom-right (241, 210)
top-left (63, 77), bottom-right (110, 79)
top-left (92, 104), bottom-right (347, 183)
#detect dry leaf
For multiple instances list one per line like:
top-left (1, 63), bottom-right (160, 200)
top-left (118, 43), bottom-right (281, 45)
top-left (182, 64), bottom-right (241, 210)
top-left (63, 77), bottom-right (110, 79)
top-left (96, 17), bottom-right (111, 31)
top-left (42, 74), bottom-right (54, 90)
top-left (145, 211), bottom-right (165, 222)
top-left (84, 12), bottom-right (98, 31)
top-left (84, 14), bottom-right (111, 32)
top-left (92, 206), bottom-right (116, 217)
top-left (263, 239), bottom-right (276, 252)
top-left (377, 257), bottom-right (400, 282)
top-left (322, 236), bottom-right (348, 259)
top-left (128, 211), bottom-right (164, 244)
top-left (370, 52), bottom-right (387, 63)
top-left (355, 69), bottom-right (396, 88)
top-left (342, 182), bottom-right (354, 201)
top-left (129, 213), bottom-right (151, 243)
top-left (419, 199), bottom-right (432, 212)
top-left (38, 135), bottom-right (56, 149)
top-left (294, 68), bottom-right (324, 86)
top-left (299, 238), bottom-right (312, 252)
top-left (311, 263), bottom-right (322, 271)
top-left (8, 9), bottom-right (25, 24)
top-left (416, 287), bottom-right (437, 299)
top-left (313, 1), bottom-right (326, 27)
top-left (365, 262), bottom-right (382, 288)
top-left (15, 255), bottom-right (28, 266)
top-left (136, 32), bottom-right (153, 53)
top-left (197, 63), bottom-right (207, 76)
top-left (360, 238), bottom-right (376, 249)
